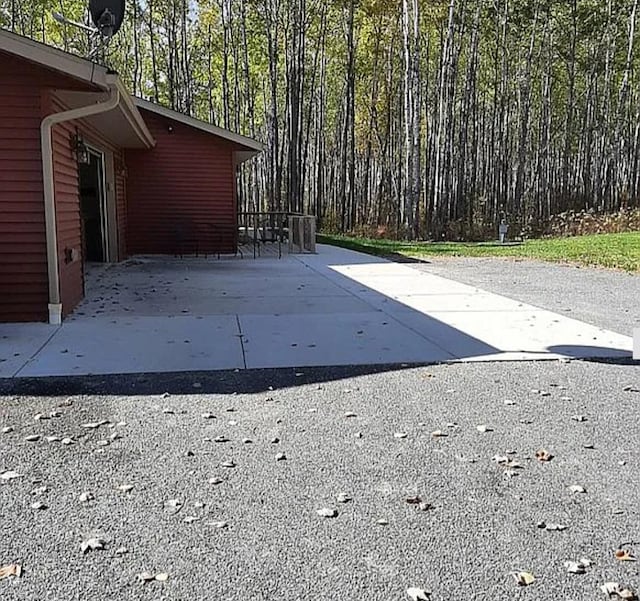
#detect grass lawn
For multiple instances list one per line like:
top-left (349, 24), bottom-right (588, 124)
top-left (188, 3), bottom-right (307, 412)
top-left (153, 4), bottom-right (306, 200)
top-left (317, 231), bottom-right (640, 272)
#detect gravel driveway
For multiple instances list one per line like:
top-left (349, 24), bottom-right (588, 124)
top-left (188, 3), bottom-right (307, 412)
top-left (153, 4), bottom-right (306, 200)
top-left (408, 256), bottom-right (640, 336)
top-left (1, 359), bottom-right (639, 600)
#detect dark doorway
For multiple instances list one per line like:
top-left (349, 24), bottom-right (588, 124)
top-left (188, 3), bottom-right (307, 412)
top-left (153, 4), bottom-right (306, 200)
top-left (79, 150), bottom-right (107, 262)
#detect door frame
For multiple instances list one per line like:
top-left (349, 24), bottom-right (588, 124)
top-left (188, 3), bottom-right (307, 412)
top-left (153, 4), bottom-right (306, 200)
top-left (83, 144), bottom-right (118, 263)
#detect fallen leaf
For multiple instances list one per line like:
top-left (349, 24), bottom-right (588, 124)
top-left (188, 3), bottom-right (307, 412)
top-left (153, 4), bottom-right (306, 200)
top-left (1, 426), bottom-right (13, 434)
top-left (569, 484), bottom-right (586, 494)
top-left (418, 502), bottom-right (434, 511)
top-left (316, 507), bottom-right (338, 518)
top-left (221, 460), bottom-right (236, 468)
top-left (138, 571), bottom-right (155, 582)
top-left (545, 523), bottom-right (567, 531)
top-left (571, 415), bottom-right (587, 422)
top-left (183, 516), bottom-right (199, 524)
top-left (118, 484), bottom-right (134, 493)
top-left (271, 437), bottom-right (280, 444)
top-left (31, 486), bottom-right (48, 495)
top-left (406, 496), bottom-right (422, 504)
top-left (376, 518), bottom-right (389, 525)
top-left (79, 492), bottom-right (94, 503)
top-left (336, 493), bottom-right (352, 503)
top-left (155, 573), bottom-right (169, 582)
top-left (276, 452), bottom-right (287, 461)
top-left (0, 564), bottom-right (21, 580)
top-left (615, 550), bottom-right (637, 562)
top-left (431, 430), bottom-right (447, 438)
top-left (165, 499), bottom-right (183, 510)
top-left (115, 547), bottom-right (128, 555)
top-left (535, 449), bottom-right (554, 462)
top-left (601, 583), bottom-right (637, 599)
top-left (476, 425), bottom-right (493, 433)
top-left (45, 436), bottom-right (60, 442)
top-left (242, 438), bottom-right (253, 444)
top-left (512, 571), bottom-right (535, 586)
top-left (503, 400), bottom-right (516, 406)
top-left (201, 413), bottom-right (216, 420)
top-left (209, 477), bottom-right (224, 485)
top-left (61, 437), bottom-right (74, 445)
top-left (209, 520), bottom-right (228, 529)
top-left (344, 412), bottom-right (357, 418)
top-left (0, 470), bottom-right (22, 481)
top-left (394, 432), bottom-right (408, 439)
top-left (24, 434), bottom-right (40, 442)
top-left (564, 561), bottom-right (586, 574)
top-left (214, 435), bottom-right (229, 443)
top-left (82, 420), bottom-right (108, 429)
top-left (407, 587), bottom-right (430, 600)
top-left (81, 537), bottom-right (105, 553)
top-left (30, 501), bottom-right (47, 510)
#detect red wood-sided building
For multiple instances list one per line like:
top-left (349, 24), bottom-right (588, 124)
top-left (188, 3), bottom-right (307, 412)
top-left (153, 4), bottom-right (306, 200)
top-left (0, 29), bottom-right (262, 323)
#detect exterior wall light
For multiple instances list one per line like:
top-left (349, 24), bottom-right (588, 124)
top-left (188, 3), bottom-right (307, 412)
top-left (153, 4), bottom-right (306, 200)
top-left (71, 130), bottom-right (91, 165)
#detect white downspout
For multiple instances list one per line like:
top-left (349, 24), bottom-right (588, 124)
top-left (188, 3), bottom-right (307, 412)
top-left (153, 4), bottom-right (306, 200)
top-left (40, 77), bottom-right (119, 324)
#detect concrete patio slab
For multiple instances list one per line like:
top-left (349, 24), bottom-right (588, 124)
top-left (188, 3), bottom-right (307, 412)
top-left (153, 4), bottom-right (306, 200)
top-left (240, 312), bottom-right (455, 369)
top-left (16, 316), bottom-right (244, 377)
top-left (1, 244), bottom-right (634, 378)
top-left (0, 324), bottom-right (58, 378)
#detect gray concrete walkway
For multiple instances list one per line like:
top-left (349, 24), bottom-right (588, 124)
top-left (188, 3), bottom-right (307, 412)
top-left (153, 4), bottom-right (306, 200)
top-left (0, 245), bottom-right (633, 378)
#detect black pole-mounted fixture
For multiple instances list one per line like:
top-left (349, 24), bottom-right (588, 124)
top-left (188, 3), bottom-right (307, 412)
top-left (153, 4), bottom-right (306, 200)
top-left (71, 129), bottom-right (90, 165)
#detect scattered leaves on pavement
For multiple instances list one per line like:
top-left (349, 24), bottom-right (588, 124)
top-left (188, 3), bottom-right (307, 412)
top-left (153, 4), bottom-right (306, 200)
top-left (118, 484), bottom-right (134, 493)
top-left (431, 430), bottom-right (447, 438)
top-left (155, 573), bottom-right (169, 582)
top-left (276, 452), bottom-right (287, 461)
top-left (221, 460), bottom-right (236, 468)
top-left (344, 412), bottom-right (357, 418)
top-left (615, 550), bottom-right (637, 562)
top-left (0, 470), bottom-right (22, 481)
top-left (24, 434), bottom-right (40, 442)
top-left (394, 432), bottom-right (408, 439)
top-left (336, 493), bottom-right (352, 503)
top-left (476, 425), bottom-right (493, 433)
top-left (30, 501), bottom-right (47, 510)
top-left (209, 477), bottom-right (223, 485)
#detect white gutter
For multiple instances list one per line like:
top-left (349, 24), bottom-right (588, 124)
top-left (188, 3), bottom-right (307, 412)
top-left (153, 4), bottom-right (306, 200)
top-left (40, 76), bottom-right (120, 324)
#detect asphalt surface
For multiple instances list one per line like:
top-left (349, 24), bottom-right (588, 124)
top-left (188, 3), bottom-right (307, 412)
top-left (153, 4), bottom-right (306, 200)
top-left (1, 258), bottom-right (639, 600)
top-left (1, 360), bottom-right (639, 600)
top-left (408, 256), bottom-right (640, 336)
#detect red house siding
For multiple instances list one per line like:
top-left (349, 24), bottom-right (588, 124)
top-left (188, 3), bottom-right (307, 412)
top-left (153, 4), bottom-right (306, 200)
top-left (0, 54), bottom-right (59, 322)
top-left (0, 52), bottom-right (121, 322)
top-left (126, 108), bottom-right (238, 255)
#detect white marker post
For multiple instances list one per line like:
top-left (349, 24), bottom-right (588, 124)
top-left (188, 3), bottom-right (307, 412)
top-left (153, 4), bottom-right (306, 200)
top-left (634, 328), bottom-right (639, 360)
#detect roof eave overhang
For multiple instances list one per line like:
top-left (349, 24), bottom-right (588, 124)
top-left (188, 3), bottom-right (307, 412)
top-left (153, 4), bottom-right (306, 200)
top-left (133, 97), bottom-right (264, 154)
top-left (115, 80), bottom-right (155, 149)
top-left (0, 28), bottom-right (110, 89)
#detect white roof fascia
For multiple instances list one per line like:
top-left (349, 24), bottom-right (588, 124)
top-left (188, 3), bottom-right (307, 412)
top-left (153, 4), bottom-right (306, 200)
top-left (0, 28), bottom-right (110, 89)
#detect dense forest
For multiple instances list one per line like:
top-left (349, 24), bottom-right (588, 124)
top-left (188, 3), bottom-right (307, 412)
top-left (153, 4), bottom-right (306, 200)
top-left (2, 0), bottom-right (640, 239)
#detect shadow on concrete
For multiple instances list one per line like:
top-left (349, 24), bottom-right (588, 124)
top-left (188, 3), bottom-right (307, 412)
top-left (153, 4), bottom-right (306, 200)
top-left (546, 345), bottom-right (637, 365)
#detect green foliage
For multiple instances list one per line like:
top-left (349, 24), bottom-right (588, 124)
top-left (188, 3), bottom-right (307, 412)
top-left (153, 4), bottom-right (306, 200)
top-left (319, 232), bottom-right (640, 271)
